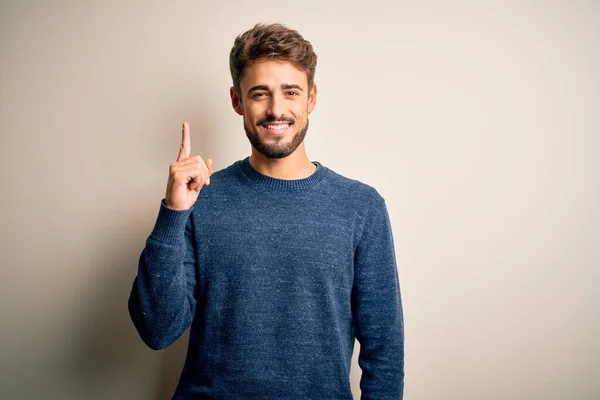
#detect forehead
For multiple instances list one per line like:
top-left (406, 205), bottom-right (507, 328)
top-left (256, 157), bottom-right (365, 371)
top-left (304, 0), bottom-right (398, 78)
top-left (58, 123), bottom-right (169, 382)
top-left (240, 59), bottom-right (308, 89)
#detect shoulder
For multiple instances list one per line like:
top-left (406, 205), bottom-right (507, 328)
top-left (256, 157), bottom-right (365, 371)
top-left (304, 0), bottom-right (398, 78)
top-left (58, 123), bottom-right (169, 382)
top-left (208, 159), bottom-right (239, 183)
top-left (197, 159), bottom-right (244, 191)
top-left (187, 159), bottom-right (241, 212)
top-left (324, 166), bottom-right (386, 210)
top-left (323, 167), bottom-right (391, 250)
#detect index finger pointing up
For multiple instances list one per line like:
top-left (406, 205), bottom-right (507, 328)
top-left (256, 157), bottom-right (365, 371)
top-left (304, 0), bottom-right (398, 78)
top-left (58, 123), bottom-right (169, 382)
top-left (177, 121), bottom-right (191, 161)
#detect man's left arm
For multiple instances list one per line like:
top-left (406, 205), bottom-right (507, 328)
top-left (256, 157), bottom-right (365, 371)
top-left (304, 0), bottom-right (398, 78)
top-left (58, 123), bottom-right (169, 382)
top-left (352, 195), bottom-right (405, 399)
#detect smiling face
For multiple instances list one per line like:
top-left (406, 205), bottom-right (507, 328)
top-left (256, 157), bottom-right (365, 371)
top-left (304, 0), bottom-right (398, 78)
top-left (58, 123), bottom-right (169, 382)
top-left (230, 58), bottom-right (317, 159)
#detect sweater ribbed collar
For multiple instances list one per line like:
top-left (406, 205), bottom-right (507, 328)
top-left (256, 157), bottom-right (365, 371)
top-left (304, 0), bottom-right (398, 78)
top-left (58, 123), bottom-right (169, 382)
top-left (237, 156), bottom-right (329, 191)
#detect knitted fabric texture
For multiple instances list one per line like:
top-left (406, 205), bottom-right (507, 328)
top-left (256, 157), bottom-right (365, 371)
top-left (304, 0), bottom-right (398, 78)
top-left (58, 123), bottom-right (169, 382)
top-left (128, 156), bottom-right (404, 399)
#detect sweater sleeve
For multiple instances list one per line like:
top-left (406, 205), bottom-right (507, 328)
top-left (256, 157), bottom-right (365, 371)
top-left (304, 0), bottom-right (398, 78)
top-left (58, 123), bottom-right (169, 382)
top-left (352, 196), bottom-right (405, 399)
top-left (128, 199), bottom-right (198, 350)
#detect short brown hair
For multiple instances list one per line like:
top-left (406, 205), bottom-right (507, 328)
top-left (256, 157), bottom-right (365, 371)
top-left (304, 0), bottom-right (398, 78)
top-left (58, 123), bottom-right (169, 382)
top-left (229, 22), bottom-right (318, 99)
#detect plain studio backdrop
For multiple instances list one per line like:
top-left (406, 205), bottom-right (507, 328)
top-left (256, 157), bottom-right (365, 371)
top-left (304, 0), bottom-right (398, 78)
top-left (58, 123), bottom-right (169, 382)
top-left (0, 1), bottom-right (598, 399)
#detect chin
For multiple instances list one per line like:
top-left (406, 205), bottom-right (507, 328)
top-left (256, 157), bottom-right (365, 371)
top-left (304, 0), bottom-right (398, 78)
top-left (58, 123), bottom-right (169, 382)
top-left (244, 119), bottom-right (309, 159)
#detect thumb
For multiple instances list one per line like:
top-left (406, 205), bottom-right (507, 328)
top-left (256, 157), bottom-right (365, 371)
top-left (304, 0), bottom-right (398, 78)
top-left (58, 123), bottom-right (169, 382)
top-left (205, 158), bottom-right (213, 184)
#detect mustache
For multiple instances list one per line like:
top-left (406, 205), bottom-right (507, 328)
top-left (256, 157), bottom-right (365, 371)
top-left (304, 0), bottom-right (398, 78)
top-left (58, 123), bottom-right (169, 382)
top-left (257, 117), bottom-right (295, 126)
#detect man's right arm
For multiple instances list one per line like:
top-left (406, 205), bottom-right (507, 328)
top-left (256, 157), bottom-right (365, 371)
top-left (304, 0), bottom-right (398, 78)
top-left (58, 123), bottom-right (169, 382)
top-left (127, 199), bottom-right (198, 350)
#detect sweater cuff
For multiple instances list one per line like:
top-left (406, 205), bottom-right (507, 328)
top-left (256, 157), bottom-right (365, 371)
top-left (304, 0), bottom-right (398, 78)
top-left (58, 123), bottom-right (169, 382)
top-left (149, 199), bottom-right (193, 243)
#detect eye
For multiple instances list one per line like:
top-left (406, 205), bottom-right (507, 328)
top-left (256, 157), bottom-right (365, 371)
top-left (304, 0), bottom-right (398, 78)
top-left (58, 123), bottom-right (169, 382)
top-left (252, 92), bottom-right (267, 99)
top-left (286, 91), bottom-right (300, 96)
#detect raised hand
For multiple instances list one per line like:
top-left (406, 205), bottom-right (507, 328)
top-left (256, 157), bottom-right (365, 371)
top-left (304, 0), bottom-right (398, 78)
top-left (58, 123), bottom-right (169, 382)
top-left (165, 121), bottom-right (213, 210)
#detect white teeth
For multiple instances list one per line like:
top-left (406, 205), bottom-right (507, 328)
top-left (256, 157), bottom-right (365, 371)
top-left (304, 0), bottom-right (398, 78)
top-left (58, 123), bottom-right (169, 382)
top-left (265, 124), bottom-right (289, 130)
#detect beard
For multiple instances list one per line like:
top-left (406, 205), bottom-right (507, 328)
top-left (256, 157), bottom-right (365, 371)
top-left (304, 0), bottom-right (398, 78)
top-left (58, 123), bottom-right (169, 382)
top-left (244, 116), bottom-right (309, 159)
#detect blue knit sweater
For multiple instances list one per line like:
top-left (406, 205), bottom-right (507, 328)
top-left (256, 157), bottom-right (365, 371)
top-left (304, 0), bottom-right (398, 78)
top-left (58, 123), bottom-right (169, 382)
top-left (128, 156), bottom-right (404, 399)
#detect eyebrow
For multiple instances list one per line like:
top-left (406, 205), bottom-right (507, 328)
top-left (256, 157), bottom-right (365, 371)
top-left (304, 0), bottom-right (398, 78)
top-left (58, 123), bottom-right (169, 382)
top-left (247, 84), bottom-right (304, 95)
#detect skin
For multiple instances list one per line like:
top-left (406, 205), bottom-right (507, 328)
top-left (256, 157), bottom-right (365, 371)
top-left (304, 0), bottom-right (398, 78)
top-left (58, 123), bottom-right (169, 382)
top-left (165, 58), bottom-right (317, 210)
top-left (230, 58), bottom-right (318, 180)
top-left (165, 122), bottom-right (213, 210)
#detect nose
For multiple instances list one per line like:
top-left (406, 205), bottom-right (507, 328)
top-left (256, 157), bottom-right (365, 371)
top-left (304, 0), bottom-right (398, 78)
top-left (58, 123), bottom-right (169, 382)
top-left (266, 92), bottom-right (282, 118)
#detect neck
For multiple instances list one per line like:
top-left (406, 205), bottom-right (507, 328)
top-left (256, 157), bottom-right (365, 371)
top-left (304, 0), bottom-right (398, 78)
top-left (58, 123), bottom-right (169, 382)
top-left (249, 146), bottom-right (316, 180)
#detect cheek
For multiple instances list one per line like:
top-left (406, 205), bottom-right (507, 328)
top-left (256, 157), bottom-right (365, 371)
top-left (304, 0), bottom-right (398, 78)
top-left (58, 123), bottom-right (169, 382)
top-left (245, 104), bottom-right (265, 121)
top-left (241, 106), bottom-right (256, 123)
top-left (241, 111), bottom-right (254, 128)
top-left (294, 109), bottom-right (309, 123)
top-left (290, 103), bottom-right (307, 118)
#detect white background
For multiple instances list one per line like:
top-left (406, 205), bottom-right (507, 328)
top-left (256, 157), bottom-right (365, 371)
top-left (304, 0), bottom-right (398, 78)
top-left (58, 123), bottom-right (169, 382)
top-left (1, 0), bottom-right (598, 399)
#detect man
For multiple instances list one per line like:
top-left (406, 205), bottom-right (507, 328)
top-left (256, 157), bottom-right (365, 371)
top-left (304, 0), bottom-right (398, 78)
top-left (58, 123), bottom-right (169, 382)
top-left (128, 22), bottom-right (404, 399)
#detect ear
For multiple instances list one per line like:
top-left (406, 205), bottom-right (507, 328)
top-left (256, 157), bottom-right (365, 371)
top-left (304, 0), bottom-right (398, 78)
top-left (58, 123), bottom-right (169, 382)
top-left (308, 82), bottom-right (317, 114)
top-left (230, 86), bottom-right (243, 116)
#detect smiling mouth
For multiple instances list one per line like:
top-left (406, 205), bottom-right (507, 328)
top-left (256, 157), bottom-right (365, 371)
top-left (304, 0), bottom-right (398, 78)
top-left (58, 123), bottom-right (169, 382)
top-left (261, 123), bottom-right (291, 134)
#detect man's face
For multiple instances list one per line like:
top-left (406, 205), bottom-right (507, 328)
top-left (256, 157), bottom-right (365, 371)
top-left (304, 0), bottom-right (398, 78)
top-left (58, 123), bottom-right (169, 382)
top-left (230, 59), bottom-right (317, 159)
